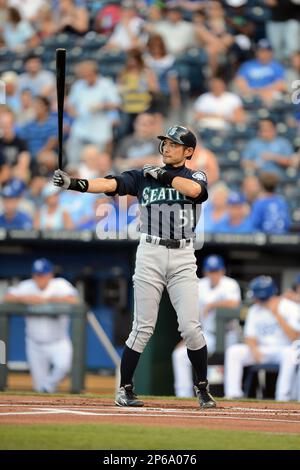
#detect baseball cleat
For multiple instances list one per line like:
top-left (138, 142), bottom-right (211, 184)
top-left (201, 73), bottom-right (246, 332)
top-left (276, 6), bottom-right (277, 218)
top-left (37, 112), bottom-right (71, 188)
top-left (194, 381), bottom-right (217, 409)
top-left (115, 384), bottom-right (144, 407)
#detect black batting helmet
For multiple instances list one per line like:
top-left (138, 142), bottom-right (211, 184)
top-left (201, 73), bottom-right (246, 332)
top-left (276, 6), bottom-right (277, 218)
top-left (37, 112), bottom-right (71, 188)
top-left (157, 125), bottom-right (197, 159)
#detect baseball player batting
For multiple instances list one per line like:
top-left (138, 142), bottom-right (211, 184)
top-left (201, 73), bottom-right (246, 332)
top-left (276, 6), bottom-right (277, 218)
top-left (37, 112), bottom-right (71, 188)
top-left (53, 125), bottom-right (216, 409)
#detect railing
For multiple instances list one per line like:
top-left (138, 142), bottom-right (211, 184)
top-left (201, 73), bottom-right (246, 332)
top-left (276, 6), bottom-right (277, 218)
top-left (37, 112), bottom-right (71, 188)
top-left (0, 302), bottom-right (88, 393)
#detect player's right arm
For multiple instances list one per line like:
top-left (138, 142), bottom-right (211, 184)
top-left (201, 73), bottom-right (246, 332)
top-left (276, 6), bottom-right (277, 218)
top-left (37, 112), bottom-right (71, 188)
top-left (53, 169), bottom-right (117, 194)
top-left (82, 177), bottom-right (118, 194)
top-left (53, 169), bottom-right (140, 197)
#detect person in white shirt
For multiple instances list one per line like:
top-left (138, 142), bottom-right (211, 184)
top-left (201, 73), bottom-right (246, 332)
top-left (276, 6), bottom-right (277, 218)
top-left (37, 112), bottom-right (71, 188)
top-left (224, 275), bottom-right (300, 401)
top-left (152, 6), bottom-right (196, 56)
top-left (18, 54), bottom-right (55, 98)
top-left (8, 0), bottom-right (46, 22)
top-left (4, 258), bottom-right (79, 393)
top-left (172, 254), bottom-right (241, 397)
top-left (194, 76), bottom-right (246, 131)
top-left (106, 2), bottom-right (145, 51)
top-left (66, 60), bottom-right (121, 163)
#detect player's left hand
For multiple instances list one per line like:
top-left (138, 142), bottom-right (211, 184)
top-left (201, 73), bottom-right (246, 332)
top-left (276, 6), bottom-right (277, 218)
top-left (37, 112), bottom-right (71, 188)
top-left (53, 169), bottom-right (71, 189)
top-left (143, 164), bottom-right (166, 180)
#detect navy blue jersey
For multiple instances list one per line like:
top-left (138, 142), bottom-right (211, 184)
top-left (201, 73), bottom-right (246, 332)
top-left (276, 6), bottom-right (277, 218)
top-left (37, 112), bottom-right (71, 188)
top-left (105, 165), bottom-right (208, 239)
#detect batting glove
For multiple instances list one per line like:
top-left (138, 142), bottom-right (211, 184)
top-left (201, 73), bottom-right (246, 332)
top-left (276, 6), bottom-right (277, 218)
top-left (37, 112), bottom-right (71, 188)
top-left (143, 165), bottom-right (166, 180)
top-left (53, 169), bottom-right (71, 189)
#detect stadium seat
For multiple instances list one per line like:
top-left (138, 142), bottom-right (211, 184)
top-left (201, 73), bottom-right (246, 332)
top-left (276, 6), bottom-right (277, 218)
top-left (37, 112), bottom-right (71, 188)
top-left (11, 60), bottom-right (24, 74)
top-left (81, 32), bottom-right (107, 49)
top-left (242, 96), bottom-right (262, 110)
top-left (257, 108), bottom-right (271, 119)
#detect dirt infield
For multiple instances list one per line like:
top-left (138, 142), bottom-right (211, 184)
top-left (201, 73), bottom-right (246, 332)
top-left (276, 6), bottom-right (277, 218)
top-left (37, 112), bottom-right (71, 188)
top-left (1, 395), bottom-right (300, 434)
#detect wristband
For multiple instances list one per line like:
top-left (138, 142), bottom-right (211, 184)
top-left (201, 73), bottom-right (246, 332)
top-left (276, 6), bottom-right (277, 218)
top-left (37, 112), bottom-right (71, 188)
top-left (69, 178), bottom-right (89, 192)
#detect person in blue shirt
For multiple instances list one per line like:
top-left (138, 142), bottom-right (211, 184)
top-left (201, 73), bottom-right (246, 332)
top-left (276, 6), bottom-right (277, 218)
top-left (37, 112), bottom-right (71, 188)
top-left (242, 118), bottom-right (294, 177)
top-left (0, 179), bottom-right (33, 229)
top-left (201, 182), bottom-right (229, 233)
top-left (213, 191), bottom-right (253, 234)
top-left (17, 96), bottom-right (57, 159)
top-left (235, 38), bottom-right (286, 105)
top-left (250, 171), bottom-right (290, 234)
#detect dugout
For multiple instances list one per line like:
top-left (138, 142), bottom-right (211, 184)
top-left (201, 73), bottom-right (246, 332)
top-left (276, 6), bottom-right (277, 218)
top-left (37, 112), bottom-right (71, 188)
top-left (0, 230), bottom-right (300, 396)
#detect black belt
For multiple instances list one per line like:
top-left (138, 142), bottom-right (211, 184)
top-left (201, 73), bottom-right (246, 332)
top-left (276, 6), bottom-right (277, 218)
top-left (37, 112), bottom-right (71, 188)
top-left (145, 235), bottom-right (191, 249)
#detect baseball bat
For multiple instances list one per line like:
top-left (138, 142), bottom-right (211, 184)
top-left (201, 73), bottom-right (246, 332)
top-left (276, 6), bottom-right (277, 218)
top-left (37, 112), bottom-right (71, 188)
top-left (56, 48), bottom-right (66, 170)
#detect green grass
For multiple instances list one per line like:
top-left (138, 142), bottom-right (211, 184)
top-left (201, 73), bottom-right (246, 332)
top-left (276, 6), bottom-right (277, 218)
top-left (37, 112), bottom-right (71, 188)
top-left (0, 424), bottom-right (300, 450)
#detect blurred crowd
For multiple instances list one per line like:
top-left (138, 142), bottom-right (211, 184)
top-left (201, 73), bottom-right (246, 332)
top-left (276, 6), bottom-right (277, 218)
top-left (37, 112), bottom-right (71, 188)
top-left (0, 0), bottom-right (300, 235)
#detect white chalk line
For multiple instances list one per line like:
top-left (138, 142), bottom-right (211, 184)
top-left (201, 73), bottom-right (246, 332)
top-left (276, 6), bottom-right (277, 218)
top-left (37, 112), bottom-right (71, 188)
top-left (1, 407), bottom-right (300, 425)
top-left (1, 403), bottom-right (300, 416)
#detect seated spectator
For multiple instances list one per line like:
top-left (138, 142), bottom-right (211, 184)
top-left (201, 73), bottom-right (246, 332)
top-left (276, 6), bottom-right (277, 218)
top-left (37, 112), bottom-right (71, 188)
top-left (242, 174), bottom-right (260, 205)
top-left (193, 2), bottom-right (234, 75)
top-left (224, 0), bottom-right (255, 44)
top-left (18, 54), bottom-right (55, 98)
top-left (152, 5), bottom-right (195, 56)
top-left (67, 60), bottom-right (121, 162)
top-left (224, 275), bottom-right (300, 401)
top-left (200, 182), bottom-right (229, 233)
top-left (0, 178), bottom-right (33, 229)
top-left (8, 0), bottom-right (46, 22)
top-left (35, 3), bottom-right (58, 39)
top-left (186, 140), bottom-right (220, 187)
top-left (284, 274), bottom-right (300, 305)
top-left (0, 107), bottom-right (30, 181)
top-left (16, 89), bottom-right (36, 126)
top-left (106, 1), bottom-right (146, 51)
top-left (265, 0), bottom-right (300, 61)
top-left (144, 34), bottom-right (181, 115)
top-left (56, 0), bottom-right (88, 35)
top-left (250, 172), bottom-right (291, 234)
top-left (33, 150), bottom-right (58, 178)
top-left (114, 112), bottom-right (162, 173)
top-left (3, 7), bottom-right (38, 52)
top-left (235, 39), bottom-right (287, 105)
top-left (60, 165), bottom-right (100, 228)
top-left (0, 0), bottom-right (7, 32)
top-left (193, 76), bottom-right (246, 131)
top-left (34, 182), bottom-right (73, 230)
top-left (78, 145), bottom-right (112, 180)
top-left (93, 2), bottom-right (121, 36)
top-left (25, 172), bottom-right (48, 210)
top-left (117, 49), bottom-right (159, 137)
top-left (172, 254), bottom-right (241, 397)
top-left (75, 196), bottom-right (111, 231)
top-left (242, 118), bottom-right (294, 177)
top-left (1, 72), bottom-right (20, 113)
top-left (142, 2), bottom-right (165, 31)
top-left (18, 96), bottom-right (58, 160)
top-left (213, 191), bottom-right (253, 233)
top-left (286, 50), bottom-right (300, 90)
